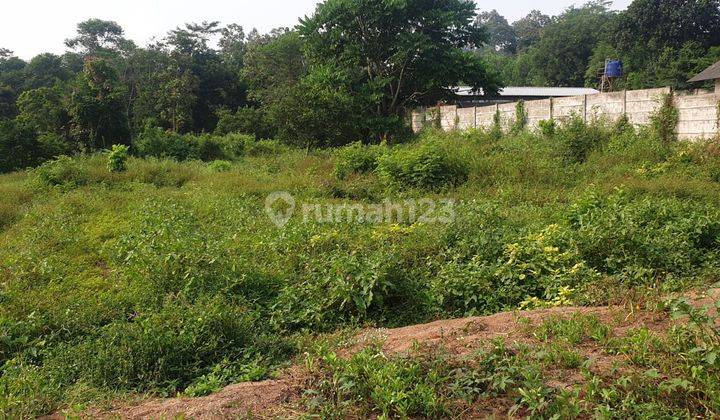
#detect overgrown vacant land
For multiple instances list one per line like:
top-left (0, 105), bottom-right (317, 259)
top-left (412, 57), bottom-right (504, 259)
top-left (2, 119), bottom-right (720, 418)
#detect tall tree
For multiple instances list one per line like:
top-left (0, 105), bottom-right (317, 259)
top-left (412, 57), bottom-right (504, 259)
top-left (513, 10), bottom-right (551, 51)
top-left (299, 0), bottom-right (501, 139)
top-left (23, 53), bottom-right (72, 90)
top-left (530, 2), bottom-right (614, 86)
top-left (476, 10), bottom-right (517, 54)
top-left (69, 58), bottom-right (129, 149)
top-left (65, 19), bottom-right (134, 56)
top-left (16, 87), bottom-right (70, 135)
top-left (243, 29), bottom-right (305, 106)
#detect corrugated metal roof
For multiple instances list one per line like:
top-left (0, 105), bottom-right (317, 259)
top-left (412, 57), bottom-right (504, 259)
top-left (688, 60), bottom-right (720, 83)
top-left (455, 86), bottom-right (599, 97)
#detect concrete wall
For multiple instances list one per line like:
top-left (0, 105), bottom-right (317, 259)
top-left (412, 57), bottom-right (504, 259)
top-left (675, 92), bottom-right (719, 140)
top-left (413, 87), bottom-right (719, 140)
top-left (625, 87), bottom-right (671, 126)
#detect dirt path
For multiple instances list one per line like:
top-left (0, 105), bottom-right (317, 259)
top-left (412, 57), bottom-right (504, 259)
top-left (93, 289), bottom-right (720, 419)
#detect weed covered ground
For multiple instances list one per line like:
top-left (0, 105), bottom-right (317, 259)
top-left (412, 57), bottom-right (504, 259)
top-left (1, 123), bottom-right (720, 417)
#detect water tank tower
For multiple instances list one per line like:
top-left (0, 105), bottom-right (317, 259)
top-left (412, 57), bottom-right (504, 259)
top-left (599, 59), bottom-right (623, 92)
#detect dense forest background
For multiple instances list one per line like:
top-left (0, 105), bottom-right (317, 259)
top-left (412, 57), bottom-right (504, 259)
top-left (0, 0), bottom-right (719, 172)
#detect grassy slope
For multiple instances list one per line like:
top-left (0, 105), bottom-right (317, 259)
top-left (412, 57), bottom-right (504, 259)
top-left (1, 127), bottom-right (719, 417)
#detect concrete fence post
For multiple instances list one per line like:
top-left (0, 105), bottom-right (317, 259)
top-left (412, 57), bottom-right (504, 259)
top-left (583, 95), bottom-right (588, 122)
top-left (549, 97), bottom-right (554, 120)
top-left (473, 107), bottom-right (477, 129)
top-left (622, 90), bottom-right (627, 116)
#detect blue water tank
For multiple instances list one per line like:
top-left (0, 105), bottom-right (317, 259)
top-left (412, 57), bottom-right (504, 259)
top-left (605, 60), bottom-right (623, 78)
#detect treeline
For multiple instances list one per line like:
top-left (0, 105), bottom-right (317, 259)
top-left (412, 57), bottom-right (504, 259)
top-left (479, 0), bottom-right (720, 88)
top-left (1, 0), bottom-right (719, 173)
top-left (0, 0), bottom-right (503, 172)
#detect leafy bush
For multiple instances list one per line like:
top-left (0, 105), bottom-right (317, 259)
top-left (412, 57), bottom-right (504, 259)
top-left (333, 141), bottom-right (386, 180)
top-left (567, 189), bottom-right (720, 275)
top-left (0, 119), bottom-right (68, 173)
top-left (134, 126), bottom-right (283, 162)
top-left (133, 126), bottom-right (198, 161)
top-left (209, 160), bottom-right (232, 172)
top-left (511, 100), bottom-right (528, 134)
top-left (538, 119), bottom-right (556, 137)
top-left (377, 140), bottom-right (469, 191)
top-left (43, 298), bottom-right (288, 393)
top-left (107, 144), bottom-right (129, 172)
top-left (556, 115), bottom-right (607, 163)
top-left (33, 155), bottom-right (89, 188)
top-left (214, 107), bottom-right (275, 139)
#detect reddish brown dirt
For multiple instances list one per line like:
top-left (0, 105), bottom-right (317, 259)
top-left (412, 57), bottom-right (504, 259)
top-left (91, 289), bottom-right (720, 419)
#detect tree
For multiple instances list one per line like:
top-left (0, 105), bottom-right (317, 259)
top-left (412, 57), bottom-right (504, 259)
top-left (476, 10), bottom-right (517, 54)
top-left (530, 2), bottom-right (614, 86)
top-left (610, 0), bottom-right (720, 88)
top-left (16, 87), bottom-right (70, 135)
top-left (243, 29), bottom-right (306, 106)
top-left (69, 58), bottom-right (129, 149)
top-left (166, 21), bottom-right (221, 57)
top-left (271, 65), bottom-right (363, 149)
top-left (164, 22), bottom-right (247, 131)
top-left (513, 10), bottom-right (551, 51)
top-left (155, 70), bottom-right (198, 132)
top-left (65, 19), bottom-right (134, 56)
top-left (219, 23), bottom-right (246, 71)
top-left (615, 0), bottom-right (720, 53)
top-left (299, 0), bottom-right (501, 140)
top-left (0, 119), bottom-right (66, 172)
top-left (23, 53), bottom-right (72, 90)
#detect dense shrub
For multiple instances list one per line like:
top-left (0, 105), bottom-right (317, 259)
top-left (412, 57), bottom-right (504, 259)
top-left (567, 189), bottom-right (720, 275)
top-left (0, 119), bottom-right (68, 173)
top-left (377, 140), bottom-right (469, 191)
top-left (650, 93), bottom-right (679, 145)
top-left (33, 155), bottom-right (89, 188)
top-left (556, 115), bottom-right (607, 163)
top-left (43, 298), bottom-right (289, 393)
top-left (272, 250), bottom-right (415, 331)
top-left (133, 126), bottom-right (198, 161)
top-left (333, 141), bottom-right (386, 180)
top-left (133, 126), bottom-right (284, 161)
top-left (208, 160), bottom-right (232, 172)
top-left (214, 107), bottom-right (275, 139)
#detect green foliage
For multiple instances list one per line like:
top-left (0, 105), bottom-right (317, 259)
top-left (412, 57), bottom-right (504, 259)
top-left (568, 189), bottom-right (720, 275)
top-left (490, 109), bottom-right (503, 140)
top-left (538, 119), bottom-right (556, 137)
top-left (214, 107), bottom-right (275, 139)
top-left (556, 115), bottom-right (607, 163)
top-left (2, 113), bottom-right (720, 416)
top-left (133, 126), bottom-right (282, 161)
top-left (333, 142), bottom-right (386, 180)
top-left (33, 155), bottom-right (89, 188)
top-left (299, 0), bottom-right (501, 140)
top-left (377, 140), bottom-right (469, 191)
top-left (651, 93), bottom-right (679, 145)
top-left (208, 160), bottom-right (232, 172)
top-left (69, 58), bottom-right (129, 150)
top-left (0, 119), bottom-right (65, 173)
top-left (106, 144), bottom-right (128, 172)
top-left (511, 100), bottom-right (528, 133)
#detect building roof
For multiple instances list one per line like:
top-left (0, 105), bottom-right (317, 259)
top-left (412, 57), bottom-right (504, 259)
top-left (688, 60), bottom-right (720, 83)
top-left (455, 86), bottom-right (599, 97)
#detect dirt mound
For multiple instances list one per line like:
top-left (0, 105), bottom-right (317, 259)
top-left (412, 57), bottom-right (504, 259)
top-left (101, 379), bottom-right (300, 420)
top-left (97, 289), bottom-right (720, 419)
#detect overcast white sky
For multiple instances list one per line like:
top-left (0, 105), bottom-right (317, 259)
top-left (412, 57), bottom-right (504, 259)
top-left (2, 0), bottom-right (632, 59)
